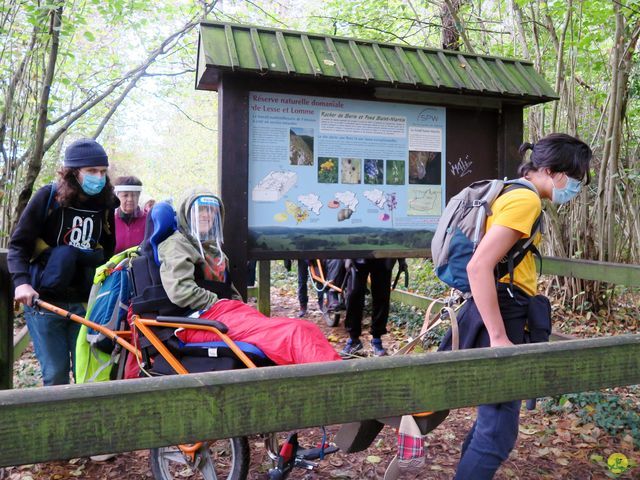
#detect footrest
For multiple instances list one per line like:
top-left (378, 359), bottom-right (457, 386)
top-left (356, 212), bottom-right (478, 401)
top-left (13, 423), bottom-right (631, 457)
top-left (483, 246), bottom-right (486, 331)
top-left (297, 445), bottom-right (339, 460)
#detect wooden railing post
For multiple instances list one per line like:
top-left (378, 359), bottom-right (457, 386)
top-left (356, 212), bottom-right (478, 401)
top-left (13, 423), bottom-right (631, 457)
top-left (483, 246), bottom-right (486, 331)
top-left (258, 260), bottom-right (270, 316)
top-left (0, 249), bottom-right (14, 390)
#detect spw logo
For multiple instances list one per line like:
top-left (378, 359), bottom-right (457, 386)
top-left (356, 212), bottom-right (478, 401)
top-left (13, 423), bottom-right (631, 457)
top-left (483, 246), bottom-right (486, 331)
top-left (607, 453), bottom-right (629, 475)
top-left (417, 108), bottom-right (440, 124)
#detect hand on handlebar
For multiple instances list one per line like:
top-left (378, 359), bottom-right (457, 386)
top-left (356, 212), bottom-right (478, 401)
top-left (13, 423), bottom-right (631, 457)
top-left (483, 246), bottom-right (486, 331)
top-left (15, 284), bottom-right (39, 307)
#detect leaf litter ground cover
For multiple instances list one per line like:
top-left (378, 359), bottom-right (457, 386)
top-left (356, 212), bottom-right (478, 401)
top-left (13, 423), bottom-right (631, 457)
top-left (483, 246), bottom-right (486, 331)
top-left (3, 274), bottom-right (639, 479)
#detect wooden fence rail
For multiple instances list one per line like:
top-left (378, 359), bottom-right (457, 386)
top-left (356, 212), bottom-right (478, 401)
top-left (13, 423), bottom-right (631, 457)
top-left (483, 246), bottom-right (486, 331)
top-left (3, 254), bottom-right (640, 388)
top-left (0, 334), bottom-right (639, 466)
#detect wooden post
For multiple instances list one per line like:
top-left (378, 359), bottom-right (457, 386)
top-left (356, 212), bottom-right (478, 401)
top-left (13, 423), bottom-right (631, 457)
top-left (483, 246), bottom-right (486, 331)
top-left (0, 250), bottom-right (14, 390)
top-left (497, 105), bottom-right (524, 178)
top-left (258, 260), bottom-right (270, 316)
top-left (219, 78), bottom-right (249, 300)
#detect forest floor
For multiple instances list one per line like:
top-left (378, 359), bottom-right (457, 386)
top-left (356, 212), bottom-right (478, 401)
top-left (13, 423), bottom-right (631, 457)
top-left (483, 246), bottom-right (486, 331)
top-left (3, 273), bottom-right (639, 480)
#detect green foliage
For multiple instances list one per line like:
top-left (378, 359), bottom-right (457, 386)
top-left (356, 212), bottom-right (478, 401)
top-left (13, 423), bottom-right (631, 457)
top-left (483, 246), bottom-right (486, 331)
top-left (405, 258), bottom-right (449, 298)
top-left (542, 391), bottom-right (640, 447)
top-left (306, 0), bottom-right (440, 46)
top-left (270, 260), bottom-right (292, 289)
top-left (388, 301), bottom-right (447, 348)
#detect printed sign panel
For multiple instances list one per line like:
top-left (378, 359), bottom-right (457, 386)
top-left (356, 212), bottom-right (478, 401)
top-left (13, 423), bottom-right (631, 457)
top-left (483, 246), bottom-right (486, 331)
top-left (248, 92), bottom-right (446, 253)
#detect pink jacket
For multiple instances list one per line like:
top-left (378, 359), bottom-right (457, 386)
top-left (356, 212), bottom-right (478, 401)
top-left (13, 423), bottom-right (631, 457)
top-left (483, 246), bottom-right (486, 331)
top-left (114, 208), bottom-right (147, 253)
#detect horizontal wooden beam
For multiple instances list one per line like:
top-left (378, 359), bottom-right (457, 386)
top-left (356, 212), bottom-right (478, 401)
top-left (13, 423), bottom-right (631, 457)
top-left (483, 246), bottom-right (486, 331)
top-left (540, 256), bottom-right (640, 286)
top-left (0, 334), bottom-right (638, 466)
top-left (390, 288), bottom-right (444, 310)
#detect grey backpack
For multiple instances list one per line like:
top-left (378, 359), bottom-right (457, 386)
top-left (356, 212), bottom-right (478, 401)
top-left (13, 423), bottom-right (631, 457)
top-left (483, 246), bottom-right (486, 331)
top-left (431, 179), bottom-right (541, 293)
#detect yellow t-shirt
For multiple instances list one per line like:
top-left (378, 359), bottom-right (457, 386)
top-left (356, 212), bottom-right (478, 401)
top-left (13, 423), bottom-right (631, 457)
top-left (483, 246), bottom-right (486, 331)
top-left (486, 187), bottom-right (542, 296)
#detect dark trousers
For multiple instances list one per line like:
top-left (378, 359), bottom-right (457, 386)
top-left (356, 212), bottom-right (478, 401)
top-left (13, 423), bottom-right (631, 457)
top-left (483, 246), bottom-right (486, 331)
top-left (325, 259), bottom-right (346, 288)
top-left (344, 259), bottom-right (392, 340)
top-left (442, 285), bottom-right (530, 479)
top-left (297, 260), bottom-right (308, 307)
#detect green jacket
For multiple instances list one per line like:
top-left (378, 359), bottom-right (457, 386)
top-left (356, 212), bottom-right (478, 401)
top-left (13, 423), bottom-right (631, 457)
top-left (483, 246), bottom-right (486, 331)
top-left (157, 189), bottom-right (240, 311)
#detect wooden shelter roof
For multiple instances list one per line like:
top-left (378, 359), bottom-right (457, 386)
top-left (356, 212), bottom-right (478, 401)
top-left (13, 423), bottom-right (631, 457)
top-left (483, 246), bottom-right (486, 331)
top-left (196, 21), bottom-right (557, 105)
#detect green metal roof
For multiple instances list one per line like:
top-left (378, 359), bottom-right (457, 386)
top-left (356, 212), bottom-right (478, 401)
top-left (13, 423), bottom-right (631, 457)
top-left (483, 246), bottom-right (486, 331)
top-left (197, 21), bottom-right (557, 105)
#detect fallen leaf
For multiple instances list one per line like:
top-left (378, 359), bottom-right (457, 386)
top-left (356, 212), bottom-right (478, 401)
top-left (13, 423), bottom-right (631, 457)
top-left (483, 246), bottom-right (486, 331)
top-left (556, 428), bottom-right (572, 442)
top-left (621, 434), bottom-right (634, 445)
top-left (519, 425), bottom-right (539, 435)
top-left (329, 469), bottom-right (355, 479)
top-left (366, 455), bottom-right (381, 464)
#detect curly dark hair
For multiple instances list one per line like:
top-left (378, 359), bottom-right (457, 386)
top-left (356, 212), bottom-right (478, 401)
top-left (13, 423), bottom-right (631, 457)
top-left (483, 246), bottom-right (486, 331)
top-left (55, 167), bottom-right (118, 208)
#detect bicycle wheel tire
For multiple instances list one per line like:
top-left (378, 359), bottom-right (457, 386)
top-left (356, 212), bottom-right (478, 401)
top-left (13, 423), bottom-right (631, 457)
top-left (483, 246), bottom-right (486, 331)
top-left (150, 437), bottom-right (250, 480)
top-left (319, 297), bottom-right (341, 327)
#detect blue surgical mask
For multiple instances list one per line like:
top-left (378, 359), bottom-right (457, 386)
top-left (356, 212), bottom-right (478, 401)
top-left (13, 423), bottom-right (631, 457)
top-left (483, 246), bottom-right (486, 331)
top-left (551, 175), bottom-right (582, 204)
top-left (81, 174), bottom-right (106, 196)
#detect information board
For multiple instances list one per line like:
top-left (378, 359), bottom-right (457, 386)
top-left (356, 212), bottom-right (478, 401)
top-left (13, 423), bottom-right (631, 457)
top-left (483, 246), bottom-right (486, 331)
top-left (247, 92), bottom-right (446, 253)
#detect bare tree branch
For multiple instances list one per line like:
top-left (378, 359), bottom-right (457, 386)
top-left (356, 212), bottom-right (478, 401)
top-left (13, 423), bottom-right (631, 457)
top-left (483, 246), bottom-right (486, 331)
top-left (10, 1), bottom-right (218, 225)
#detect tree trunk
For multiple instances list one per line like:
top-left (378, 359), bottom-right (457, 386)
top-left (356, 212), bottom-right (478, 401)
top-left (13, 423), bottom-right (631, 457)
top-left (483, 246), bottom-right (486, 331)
top-left (440, 0), bottom-right (474, 52)
top-left (549, 0), bottom-right (572, 133)
top-left (12, 5), bottom-right (63, 229)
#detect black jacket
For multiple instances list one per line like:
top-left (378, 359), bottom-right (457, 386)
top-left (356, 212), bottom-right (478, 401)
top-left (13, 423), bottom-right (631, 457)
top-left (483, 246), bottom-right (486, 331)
top-left (8, 183), bottom-right (118, 302)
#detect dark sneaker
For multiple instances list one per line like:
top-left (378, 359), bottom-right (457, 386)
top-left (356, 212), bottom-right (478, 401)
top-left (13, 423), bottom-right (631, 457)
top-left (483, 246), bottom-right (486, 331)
top-left (297, 306), bottom-right (308, 317)
top-left (340, 338), bottom-right (364, 357)
top-left (371, 339), bottom-right (387, 357)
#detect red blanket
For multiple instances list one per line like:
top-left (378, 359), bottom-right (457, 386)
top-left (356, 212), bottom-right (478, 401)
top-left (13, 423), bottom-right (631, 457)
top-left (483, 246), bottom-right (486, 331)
top-left (175, 299), bottom-right (341, 365)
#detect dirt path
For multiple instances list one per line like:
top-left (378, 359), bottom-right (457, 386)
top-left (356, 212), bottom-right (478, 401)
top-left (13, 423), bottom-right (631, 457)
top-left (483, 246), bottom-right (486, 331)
top-left (3, 287), bottom-right (639, 479)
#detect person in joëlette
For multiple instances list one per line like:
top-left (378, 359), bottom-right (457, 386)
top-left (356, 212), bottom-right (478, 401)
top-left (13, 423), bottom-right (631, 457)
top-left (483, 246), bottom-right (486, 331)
top-left (8, 138), bottom-right (118, 386)
top-left (154, 189), bottom-right (341, 365)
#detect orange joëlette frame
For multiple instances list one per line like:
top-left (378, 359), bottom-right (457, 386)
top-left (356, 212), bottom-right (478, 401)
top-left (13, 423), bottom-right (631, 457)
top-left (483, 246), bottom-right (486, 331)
top-left (34, 299), bottom-right (259, 462)
top-left (34, 300), bottom-right (257, 370)
top-left (308, 259), bottom-right (343, 294)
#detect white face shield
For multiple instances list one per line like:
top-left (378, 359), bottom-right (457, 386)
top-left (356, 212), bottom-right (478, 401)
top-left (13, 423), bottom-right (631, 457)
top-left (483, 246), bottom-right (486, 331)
top-left (114, 184), bottom-right (143, 216)
top-left (188, 195), bottom-right (224, 262)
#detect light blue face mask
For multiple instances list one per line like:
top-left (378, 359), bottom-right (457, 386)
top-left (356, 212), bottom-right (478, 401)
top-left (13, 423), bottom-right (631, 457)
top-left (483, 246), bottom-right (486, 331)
top-left (81, 174), bottom-right (106, 196)
top-left (551, 175), bottom-right (582, 204)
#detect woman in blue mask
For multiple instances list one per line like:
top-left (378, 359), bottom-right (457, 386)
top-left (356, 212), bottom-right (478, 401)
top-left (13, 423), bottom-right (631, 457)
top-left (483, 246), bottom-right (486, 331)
top-left (8, 138), bottom-right (118, 386)
top-left (436, 132), bottom-right (592, 480)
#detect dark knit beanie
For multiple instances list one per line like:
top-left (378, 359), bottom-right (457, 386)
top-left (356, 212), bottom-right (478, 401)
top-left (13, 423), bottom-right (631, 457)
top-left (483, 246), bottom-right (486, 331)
top-left (64, 138), bottom-right (109, 168)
